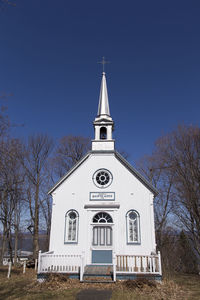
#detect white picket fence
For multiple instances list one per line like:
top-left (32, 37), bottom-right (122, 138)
top-left (38, 251), bottom-right (82, 274)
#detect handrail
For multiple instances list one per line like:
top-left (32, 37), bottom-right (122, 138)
top-left (115, 253), bottom-right (162, 274)
top-left (38, 252), bottom-right (81, 274)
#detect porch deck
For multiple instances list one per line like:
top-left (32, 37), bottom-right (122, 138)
top-left (37, 251), bottom-right (162, 282)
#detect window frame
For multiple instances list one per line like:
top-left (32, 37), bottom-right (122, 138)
top-left (64, 209), bottom-right (79, 244)
top-left (92, 212), bottom-right (113, 223)
top-left (126, 210), bottom-right (141, 244)
top-left (92, 168), bottom-right (113, 189)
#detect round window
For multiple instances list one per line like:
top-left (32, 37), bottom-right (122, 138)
top-left (129, 212), bottom-right (137, 220)
top-left (93, 169), bottom-right (113, 188)
top-left (69, 212), bottom-right (77, 220)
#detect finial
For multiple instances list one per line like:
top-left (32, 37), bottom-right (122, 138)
top-left (98, 56), bottom-right (110, 73)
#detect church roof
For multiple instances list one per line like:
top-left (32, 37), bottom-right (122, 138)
top-left (97, 72), bottom-right (110, 117)
top-left (48, 151), bottom-right (158, 196)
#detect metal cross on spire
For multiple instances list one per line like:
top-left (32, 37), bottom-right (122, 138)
top-left (98, 56), bottom-right (110, 72)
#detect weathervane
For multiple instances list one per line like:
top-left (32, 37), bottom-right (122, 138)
top-left (98, 56), bottom-right (110, 72)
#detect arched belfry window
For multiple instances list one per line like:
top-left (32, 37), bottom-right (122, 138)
top-left (126, 210), bottom-right (140, 244)
top-left (65, 210), bottom-right (79, 243)
top-left (93, 212), bottom-right (113, 223)
top-left (100, 127), bottom-right (107, 139)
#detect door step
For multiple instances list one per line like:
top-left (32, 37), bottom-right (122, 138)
top-left (81, 280), bottom-right (114, 283)
top-left (84, 265), bottom-right (113, 275)
top-left (82, 276), bottom-right (114, 283)
top-left (82, 265), bottom-right (114, 282)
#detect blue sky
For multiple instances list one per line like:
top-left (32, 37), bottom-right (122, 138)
top-left (1, 0), bottom-right (200, 164)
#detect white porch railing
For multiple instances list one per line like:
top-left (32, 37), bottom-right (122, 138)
top-left (38, 251), bottom-right (162, 281)
top-left (38, 251), bottom-right (82, 275)
top-left (113, 252), bottom-right (162, 278)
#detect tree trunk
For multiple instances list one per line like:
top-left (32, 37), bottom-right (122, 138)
top-left (14, 207), bottom-right (19, 266)
top-left (1, 225), bottom-right (7, 265)
top-left (7, 228), bottom-right (13, 264)
top-left (33, 180), bottom-right (39, 260)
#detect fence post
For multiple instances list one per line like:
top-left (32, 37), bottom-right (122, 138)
top-left (35, 258), bottom-right (37, 272)
top-left (37, 250), bottom-right (41, 274)
top-left (80, 252), bottom-right (84, 281)
top-left (23, 260), bottom-right (26, 274)
top-left (158, 251), bottom-right (162, 275)
top-left (7, 261), bottom-right (12, 278)
top-left (113, 252), bottom-right (116, 282)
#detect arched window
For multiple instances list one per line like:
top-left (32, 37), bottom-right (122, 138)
top-left (93, 212), bottom-right (113, 223)
top-left (126, 210), bottom-right (140, 244)
top-left (100, 127), bottom-right (107, 139)
top-left (65, 210), bottom-right (79, 243)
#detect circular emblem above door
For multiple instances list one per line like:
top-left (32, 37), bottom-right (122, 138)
top-left (93, 169), bottom-right (113, 188)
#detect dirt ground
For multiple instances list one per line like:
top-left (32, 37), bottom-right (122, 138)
top-left (0, 266), bottom-right (199, 300)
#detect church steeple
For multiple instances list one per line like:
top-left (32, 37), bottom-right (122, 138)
top-left (97, 72), bottom-right (110, 117)
top-left (92, 72), bottom-right (115, 151)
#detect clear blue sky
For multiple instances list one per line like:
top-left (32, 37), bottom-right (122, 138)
top-left (1, 0), bottom-right (200, 164)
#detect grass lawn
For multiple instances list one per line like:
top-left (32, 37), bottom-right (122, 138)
top-left (172, 273), bottom-right (200, 300)
top-left (0, 267), bottom-right (199, 300)
top-left (0, 268), bottom-right (78, 300)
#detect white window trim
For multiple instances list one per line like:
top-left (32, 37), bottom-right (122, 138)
top-left (92, 169), bottom-right (113, 189)
top-left (64, 210), bottom-right (79, 244)
top-left (126, 210), bottom-right (141, 244)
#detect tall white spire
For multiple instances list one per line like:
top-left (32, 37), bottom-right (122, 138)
top-left (92, 71), bottom-right (115, 151)
top-left (97, 72), bottom-right (110, 117)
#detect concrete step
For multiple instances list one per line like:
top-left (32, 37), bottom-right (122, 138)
top-left (81, 280), bottom-right (114, 283)
top-left (83, 275), bottom-right (113, 281)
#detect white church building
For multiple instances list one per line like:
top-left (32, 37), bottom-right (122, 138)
top-left (38, 72), bottom-right (162, 281)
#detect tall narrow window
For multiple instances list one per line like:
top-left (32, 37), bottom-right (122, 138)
top-left (126, 210), bottom-right (140, 244)
top-left (100, 127), bottom-right (107, 139)
top-left (65, 210), bottom-right (79, 243)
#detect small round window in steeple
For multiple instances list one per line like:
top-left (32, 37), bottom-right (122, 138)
top-left (93, 169), bottom-right (113, 188)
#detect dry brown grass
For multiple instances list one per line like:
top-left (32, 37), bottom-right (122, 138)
top-left (26, 273), bottom-right (190, 300)
top-left (111, 278), bottom-right (186, 300)
top-left (0, 267), bottom-right (199, 300)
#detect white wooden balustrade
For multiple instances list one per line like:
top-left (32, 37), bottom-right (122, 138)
top-left (38, 251), bottom-right (82, 274)
top-left (38, 251), bottom-right (162, 281)
top-left (114, 252), bottom-right (162, 275)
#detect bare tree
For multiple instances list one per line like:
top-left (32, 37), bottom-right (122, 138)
top-left (0, 104), bottom-right (9, 140)
top-left (138, 124), bottom-right (200, 268)
top-left (137, 154), bottom-right (174, 251)
top-left (152, 125), bottom-right (200, 257)
top-left (0, 138), bottom-right (24, 264)
top-left (52, 135), bottom-right (90, 179)
top-left (19, 134), bottom-right (54, 259)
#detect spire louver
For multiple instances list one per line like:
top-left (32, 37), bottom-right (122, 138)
top-left (97, 72), bottom-right (110, 117)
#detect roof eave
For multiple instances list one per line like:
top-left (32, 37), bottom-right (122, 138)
top-left (115, 151), bottom-right (159, 196)
top-left (48, 151), bottom-right (91, 195)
